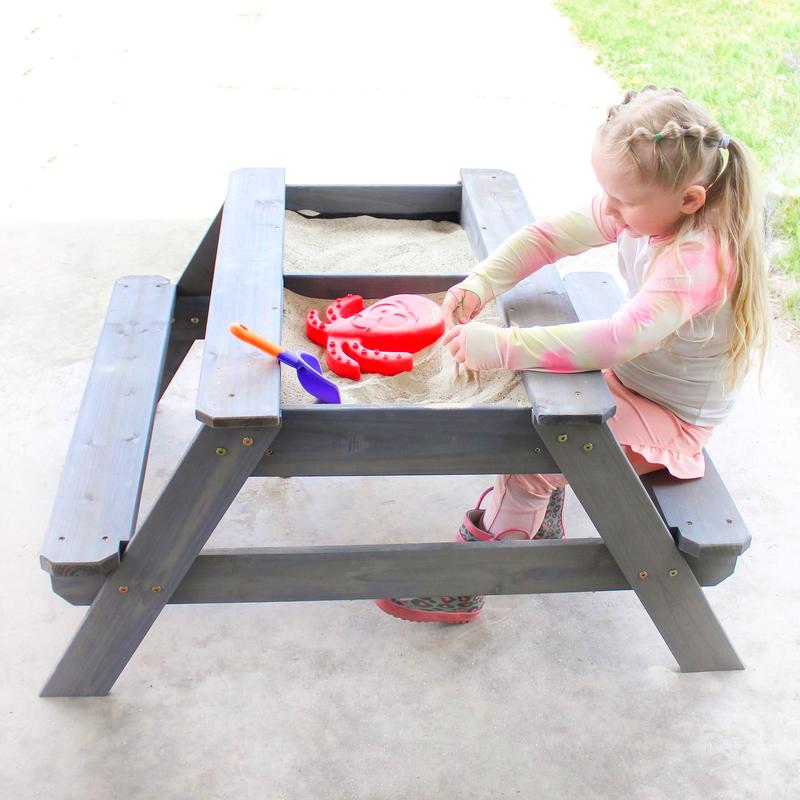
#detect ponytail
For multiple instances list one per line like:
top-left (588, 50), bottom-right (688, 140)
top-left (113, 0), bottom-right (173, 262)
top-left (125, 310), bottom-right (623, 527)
top-left (706, 137), bottom-right (770, 385)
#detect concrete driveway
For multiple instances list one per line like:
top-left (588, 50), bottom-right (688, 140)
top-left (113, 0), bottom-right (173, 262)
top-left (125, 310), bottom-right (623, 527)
top-left (2, 3), bottom-right (799, 798)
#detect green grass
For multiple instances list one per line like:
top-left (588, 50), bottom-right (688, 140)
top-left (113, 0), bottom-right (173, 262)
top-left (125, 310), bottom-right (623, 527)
top-left (774, 197), bottom-right (800, 312)
top-left (556, 0), bottom-right (800, 311)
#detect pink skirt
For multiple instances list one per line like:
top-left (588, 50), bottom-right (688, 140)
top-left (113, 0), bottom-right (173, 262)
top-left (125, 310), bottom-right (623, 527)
top-left (481, 369), bottom-right (714, 536)
top-left (605, 368), bottom-right (712, 479)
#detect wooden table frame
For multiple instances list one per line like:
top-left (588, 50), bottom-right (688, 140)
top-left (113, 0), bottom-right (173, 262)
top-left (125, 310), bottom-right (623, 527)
top-left (39, 169), bottom-right (750, 697)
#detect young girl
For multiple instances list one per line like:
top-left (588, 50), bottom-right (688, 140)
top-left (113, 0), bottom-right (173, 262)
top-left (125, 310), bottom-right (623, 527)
top-left (375, 85), bottom-right (770, 624)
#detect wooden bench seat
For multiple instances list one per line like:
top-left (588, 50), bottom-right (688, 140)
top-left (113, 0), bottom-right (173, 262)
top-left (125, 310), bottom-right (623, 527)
top-left (40, 276), bottom-right (175, 579)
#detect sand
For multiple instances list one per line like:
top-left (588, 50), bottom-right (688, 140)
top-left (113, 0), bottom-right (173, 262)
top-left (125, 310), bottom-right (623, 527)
top-left (278, 211), bottom-right (528, 407)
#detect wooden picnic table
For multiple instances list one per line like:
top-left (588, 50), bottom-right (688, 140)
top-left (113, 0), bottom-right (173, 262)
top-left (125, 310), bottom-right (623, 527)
top-left (39, 169), bottom-right (750, 697)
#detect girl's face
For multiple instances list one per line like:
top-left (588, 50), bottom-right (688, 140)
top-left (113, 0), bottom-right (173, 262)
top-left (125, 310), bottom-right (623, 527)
top-left (591, 137), bottom-right (696, 238)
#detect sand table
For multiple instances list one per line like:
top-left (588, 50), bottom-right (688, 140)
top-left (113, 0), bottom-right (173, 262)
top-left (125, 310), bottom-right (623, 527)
top-left (279, 211), bottom-right (528, 407)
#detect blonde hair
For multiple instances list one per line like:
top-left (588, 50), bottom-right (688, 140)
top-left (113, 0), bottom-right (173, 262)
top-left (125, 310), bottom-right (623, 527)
top-left (599, 85), bottom-right (769, 386)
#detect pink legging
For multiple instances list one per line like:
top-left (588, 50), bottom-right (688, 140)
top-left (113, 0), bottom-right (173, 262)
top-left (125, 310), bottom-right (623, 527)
top-left (482, 445), bottom-right (664, 536)
top-left (482, 370), bottom-right (712, 536)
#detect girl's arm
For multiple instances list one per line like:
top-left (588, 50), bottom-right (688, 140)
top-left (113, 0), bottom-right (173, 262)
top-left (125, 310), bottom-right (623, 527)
top-left (457, 196), bottom-right (620, 305)
top-left (453, 238), bottom-right (728, 372)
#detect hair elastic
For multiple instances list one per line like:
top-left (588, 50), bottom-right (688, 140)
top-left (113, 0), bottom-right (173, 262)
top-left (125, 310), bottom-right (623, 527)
top-left (719, 133), bottom-right (731, 149)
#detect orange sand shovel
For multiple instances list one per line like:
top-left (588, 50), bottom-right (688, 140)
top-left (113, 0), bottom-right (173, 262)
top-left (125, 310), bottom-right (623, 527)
top-left (229, 323), bottom-right (341, 404)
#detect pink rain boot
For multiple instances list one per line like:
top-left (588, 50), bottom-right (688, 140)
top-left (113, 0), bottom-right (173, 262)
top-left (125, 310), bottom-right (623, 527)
top-left (374, 487), bottom-right (566, 623)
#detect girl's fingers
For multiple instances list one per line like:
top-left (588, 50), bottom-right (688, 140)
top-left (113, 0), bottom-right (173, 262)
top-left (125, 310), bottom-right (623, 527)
top-left (444, 326), bottom-right (467, 363)
top-left (442, 287), bottom-right (482, 328)
top-left (460, 291), bottom-right (481, 324)
top-left (442, 325), bottom-right (461, 346)
top-left (441, 289), bottom-right (461, 329)
top-left (442, 287), bottom-right (483, 327)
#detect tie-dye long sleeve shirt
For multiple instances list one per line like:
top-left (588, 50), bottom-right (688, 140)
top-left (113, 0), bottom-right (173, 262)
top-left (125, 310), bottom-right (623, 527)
top-left (457, 196), bottom-right (738, 426)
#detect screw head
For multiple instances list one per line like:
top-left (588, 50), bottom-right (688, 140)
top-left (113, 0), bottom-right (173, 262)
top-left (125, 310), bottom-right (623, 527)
top-left (117, 585), bottom-right (129, 593)
top-left (582, 443), bottom-right (593, 452)
top-left (639, 570), bottom-right (649, 580)
top-left (668, 569), bottom-right (679, 577)
top-left (215, 447), bottom-right (228, 456)
top-left (266, 448), bottom-right (274, 456)
top-left (151, 586), bottom-right (162, 593)
top-left (242, 436), bottom-right (254, 447)
top-left (533, 447), bottom-right (542, 455)
top-left (190, 316), bottom-right (200, 325)
top-left (558, 434), bottom-right (568, 443)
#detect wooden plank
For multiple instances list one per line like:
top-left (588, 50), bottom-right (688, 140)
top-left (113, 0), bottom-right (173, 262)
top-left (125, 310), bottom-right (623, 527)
top-left (196, 168), bottom-right (285, 428)
top-left (504, 269), bottom-right (617, 424)
top-left (40, 276), bottom-right (175, 577)
top-left (171, 295), bottom-right (209, 342)
top-left (158, 295), bottom-right (208, 398)
top-left (564, 270), bottom-right (752, 558)
top-left (459, 169), bottom-right (615, 425)
top-left (171, 539), bottom-right (629, 602)
top-left (459, 169), bottom-right (533, 259)
top-left (40, 424), bottom-right (276, 697)
top-left (254, 406), bottom-right (556, 477)
top-left (563, 269), bottom-right (625, 322)
top-left (53, 538), bottom-right (627, 603)
top-left (537, 420), bottom-right (744, 671)
top-left (285, 184), bottom-right (461, 220)
top-left (171, 276), bottom-right (468, 332)
top-left (49, 543), bottom-right (739, 606)
top-left (644, 463), bottom-right (751, 557)
top-left (177, 206), bottom-right (223, 296)
top-left (284, 273), bottom-right (467, 298)
top-left (682, 553), bottom-right (739, 586)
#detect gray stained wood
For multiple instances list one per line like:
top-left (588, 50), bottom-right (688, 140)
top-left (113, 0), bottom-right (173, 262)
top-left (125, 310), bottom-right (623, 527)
top-left (50, 541), bottom-right (739, 607)
top-left (178, 206), bottom-right (223, 297)
top-left (40, 276), bottom-right (175, 577)
top-left (171, 295), bottom-right (210, 341)
top-left (158, 296), bottom-right (210, 398)
top-left (459, 169), bottom-right (615, 424)
top-left (196, 168), bottom-right (286, 428)
top-left (645, 463), bottom-right (750, 557)
top-left (255, 406), bottom-right (558, 477)
top-left (285, 184), bottom-right (461, 220)
top-left (564, 270), bottom-right (751, 558)
top-left (284, 273), bottom-right (468, 298)
top-left (39, 170), bottom-right (752, 695)
top-left (539, 421), bottom-right (744, 671)
top-left (40, 424), bottom-right (276, 697)
top-left (170, 276), bottom-right (469, 345)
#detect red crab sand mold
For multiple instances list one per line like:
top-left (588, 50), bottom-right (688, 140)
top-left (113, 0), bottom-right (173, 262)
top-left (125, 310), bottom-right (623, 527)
top-left (306, 294), bottom-right (445, 380)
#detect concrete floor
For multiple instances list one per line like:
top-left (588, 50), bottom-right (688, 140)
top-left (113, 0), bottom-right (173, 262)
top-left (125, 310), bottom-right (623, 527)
top-left (3, 3), bottom-right (800, 799)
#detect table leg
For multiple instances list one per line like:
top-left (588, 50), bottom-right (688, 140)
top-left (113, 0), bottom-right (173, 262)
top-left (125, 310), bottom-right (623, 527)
top-left (536, 420), bottom-right (744, 672)
top-left (177, 206), bottom-right (223, 296)
top-left (41, 424), bottom-right (275, 697)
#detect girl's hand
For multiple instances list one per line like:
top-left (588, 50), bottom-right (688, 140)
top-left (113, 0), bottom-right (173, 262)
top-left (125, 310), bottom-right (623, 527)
top-left (443, 322), bottom-right (510, 370)
top-left (442, 324), bottom-right (468, 364)
top-left (442, 287), bottom-right (482, 329)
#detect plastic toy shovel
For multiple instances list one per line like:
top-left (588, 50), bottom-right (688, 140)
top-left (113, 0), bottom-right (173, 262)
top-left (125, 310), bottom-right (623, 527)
top-left (229, 322), bottom-right (341, 404)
